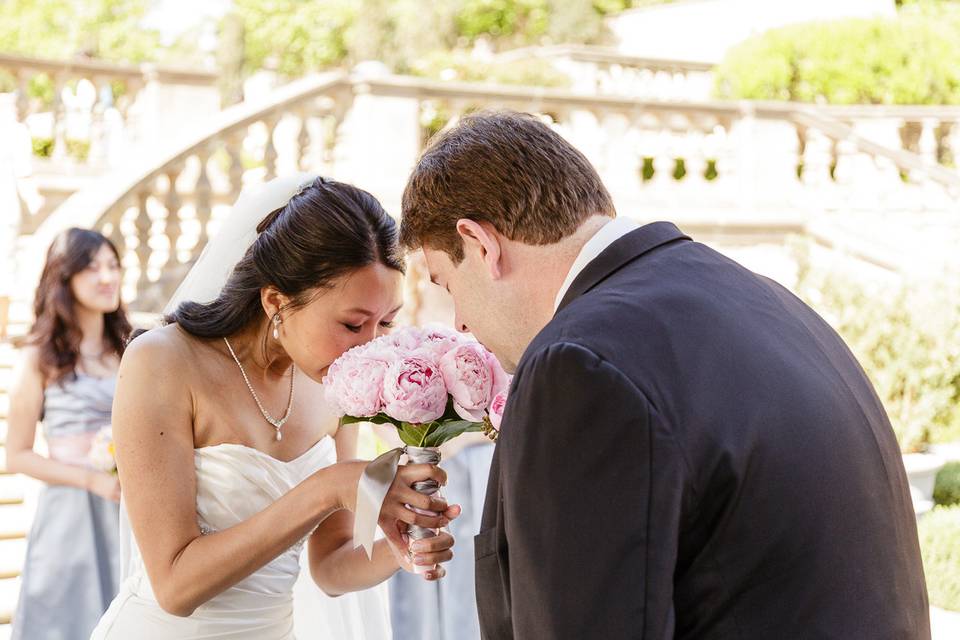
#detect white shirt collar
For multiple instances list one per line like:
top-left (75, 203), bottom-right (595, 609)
top-left (553, 217), bottom-right (640, 312)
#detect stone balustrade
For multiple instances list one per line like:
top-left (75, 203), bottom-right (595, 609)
top-left (0, 52), bottom-right (219, 170)
top-left (23, 69), bottom-right (960, 317)
top-left (496, 44), bottom-right (715, 101)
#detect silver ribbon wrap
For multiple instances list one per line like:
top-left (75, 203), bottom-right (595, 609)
top-left (404, 446), bottom-right (442, 575)
top-left (352, 445), bottom-right (443, 566)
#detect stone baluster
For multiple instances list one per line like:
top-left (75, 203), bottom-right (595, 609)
top-left (163, 166), bottom-right (183, 268)
top-left (935, 120), bottom-right (955, 167)
top-left (87, 76), bottom-right (111, 166)
top-left (682, 128), bottom-right (708, 189)
top-left (917, 119), bottom-right (939, 166)
top-left (15, 71), bottom-right (30, 121)
top-left (711, 119), bottom-right (738, 205)
top-left (296, 108), bottom-right (311, 171)
top-left (194, 145), bottom-right (213, 253)
top-left (51, 73), bottom-right (68, 161)
top-left (830, 137), bottom-right (860, 210)
top-left (134, 189), bottom-right (153, 297)
top-left (106, 208), bottom-right (126, 258)
top-left (225, 129), bottom-right (245, 199)
top-left (801, 127), bottom-right (833, 188)
top-left (263, 114), bottom-right (280, 181)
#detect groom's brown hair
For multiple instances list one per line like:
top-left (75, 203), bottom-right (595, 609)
top-left (400, 110), bottom-right (615, 262)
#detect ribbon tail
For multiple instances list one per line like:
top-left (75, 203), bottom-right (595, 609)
top-left (353, 446), bottom-right (405, 559)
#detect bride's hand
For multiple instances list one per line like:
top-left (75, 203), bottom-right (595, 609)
top-left (336, 460), bottom-right (462, 579)
top-left (385, 523), bottom-right (459, 581)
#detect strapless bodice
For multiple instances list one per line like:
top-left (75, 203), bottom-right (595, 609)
top-left (92, 436), bottom-right (337, 640)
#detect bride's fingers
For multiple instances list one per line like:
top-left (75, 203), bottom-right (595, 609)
top-left (393, 486), bottom-right (448, 513)
top-left (385, 502), bottom-right (447, 529)
top-left (412, 548), bottom-right (453, 566)
top-left (397, 463), bottom-right (447, 487)
top-left (443, 504), bottom-right (462, 520)
top-left (423, 566), bottom-right (447, 581)
top-left (380, 517), bottom-right (408, 552)
top-left (409, 531), bottom-right (455, 553)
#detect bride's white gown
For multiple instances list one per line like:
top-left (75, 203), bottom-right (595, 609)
top-left (91, 435), bottom-right (391, 639)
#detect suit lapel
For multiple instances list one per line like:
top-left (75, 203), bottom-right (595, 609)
top-left (556, 221), bottom-right (690, 313)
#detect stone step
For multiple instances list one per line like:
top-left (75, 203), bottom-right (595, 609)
top-left (0, 575), bottom-right (20, 626)
top-left (0, 503), bottom-right (29, 542)
top-left (0, 538), bottom-right (25, 582)
top-left (0, 476), bottom-right (22, 504)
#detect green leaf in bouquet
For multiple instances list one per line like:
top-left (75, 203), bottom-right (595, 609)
top-left (437, 397), bottom-right (464, 422)
top-left (398, 421), bottom-right (433, 446)
top-left (339, 413), bottom-right (398, 428)
top-left (422, 420), bottom-right (484, 447)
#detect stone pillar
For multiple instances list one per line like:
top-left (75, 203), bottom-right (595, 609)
top-left (333, 64), bottom-right (421, 214)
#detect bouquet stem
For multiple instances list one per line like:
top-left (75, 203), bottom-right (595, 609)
top-left (404, 445), bottom-right (441, 574)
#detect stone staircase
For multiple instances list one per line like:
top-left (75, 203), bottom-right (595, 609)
top-left (0, 338), bottom-right (32, 640)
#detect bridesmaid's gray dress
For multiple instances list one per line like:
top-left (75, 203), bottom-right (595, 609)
top-left (12, 373), bottom-right (121, 640)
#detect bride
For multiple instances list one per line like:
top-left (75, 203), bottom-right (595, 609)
top-left (91, 174), bottom-right (459, 639)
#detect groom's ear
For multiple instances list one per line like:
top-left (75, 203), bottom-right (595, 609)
top-left (455, 219), bottom-right (502, 280)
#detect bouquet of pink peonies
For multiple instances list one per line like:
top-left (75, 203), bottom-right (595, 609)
top-left (323, 325), bottom-right (508, 568)
top-left (323, 325), bottom-right (507, 445)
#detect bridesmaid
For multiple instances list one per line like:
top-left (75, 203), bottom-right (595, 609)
top-left (5, 228), bottom-right (132, 640)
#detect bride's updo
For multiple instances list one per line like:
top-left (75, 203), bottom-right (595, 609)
top-left (166, 177), bottom-right (404, 338)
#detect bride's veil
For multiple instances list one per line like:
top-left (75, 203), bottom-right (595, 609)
top-left (161, 172), bottom-right (394, 639)
top-left (163, 172), bottom-right (318, 315)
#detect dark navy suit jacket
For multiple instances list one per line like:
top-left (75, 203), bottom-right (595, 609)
top-left (475, 222), bottom-right (929, 639)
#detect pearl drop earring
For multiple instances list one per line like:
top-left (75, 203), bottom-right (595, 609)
top-left (272, 313), bottom-right (281, 340)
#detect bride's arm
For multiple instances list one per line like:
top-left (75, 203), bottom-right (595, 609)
top-left (306, 425), bottom-right (459, 596)
top-left (115, 333), bottom-right (447, 617)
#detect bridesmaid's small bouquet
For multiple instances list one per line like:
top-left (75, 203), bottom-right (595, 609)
top-left (323, 325), bottom-right (509, 568)
top-left (88, 426), bottom-right (117, 475)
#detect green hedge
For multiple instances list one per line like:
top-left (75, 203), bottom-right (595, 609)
top-left (714, 4), bottom-right (960, 105)
top-left (935, 462), bottom-right (960, 507)
top-left (918, 505), bottom-right (960, 611)
top-left (790, 240), bottom-right (960, 452)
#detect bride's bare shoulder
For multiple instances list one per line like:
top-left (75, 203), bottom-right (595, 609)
top-left (121, 324), bottom-right (213, 378)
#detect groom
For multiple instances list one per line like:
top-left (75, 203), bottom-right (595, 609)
top-left (399, 111), bottom-right (929, 639)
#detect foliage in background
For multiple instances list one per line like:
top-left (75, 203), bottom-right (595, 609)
top-left (234, 0), bottom-right (640, 80)
top-left (0, 0), bottom-right (162, 62)
top-left (790, 241), bottom-right (960, 451)
top-left (934, 462), bottom-right (960, 507)
top-left (714, 1), bottom-right (960, 105)
top-left (918, 505), bottom-right (960, 611)
top-left (409, 50), bottom-right (570, 87)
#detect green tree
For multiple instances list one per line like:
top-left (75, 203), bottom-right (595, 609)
top-left (235, 0), bottom-right (355, 77)
top-left (714, 4), bottom-right (960, 105)
top-left (0, 0), bottom-right (162, 62)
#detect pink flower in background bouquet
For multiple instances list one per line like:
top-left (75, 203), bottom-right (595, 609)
top-left (88, 426), bottom-right (117, 474)
top-left (323, 325), bottom-right (509, 570)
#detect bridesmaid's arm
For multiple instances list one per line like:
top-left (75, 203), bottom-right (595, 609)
top-left (4, 346), bottom-right (118, 499)
top-left (305, 424), bottom-right (459, 596)
top-left (116, 332), bottom-right (450, 617)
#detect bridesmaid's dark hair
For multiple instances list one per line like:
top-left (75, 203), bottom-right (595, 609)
top-left (29, 228), bottom-right (132, 384)
top-left (165, 177), bottom-right (405, 339)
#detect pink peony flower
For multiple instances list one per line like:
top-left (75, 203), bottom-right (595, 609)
top-left (323, 354), bottom-right (389, 417)
top-left (439, 342), bottom-right (497, 422)
top-left (381, 355), bottom-right (448, 424)
top-left (383, 326), bottom-right (424, 353)
top-left (488, 390), bottom-right (508, 431)
top-left (418, 324), bottom-right (463, 361)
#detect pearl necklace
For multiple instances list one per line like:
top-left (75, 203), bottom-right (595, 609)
top-left (223, 337), bottom-right (295, 441)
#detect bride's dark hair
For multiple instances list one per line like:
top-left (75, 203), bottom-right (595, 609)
top-left (165, 177), bottom-right (405, 339)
